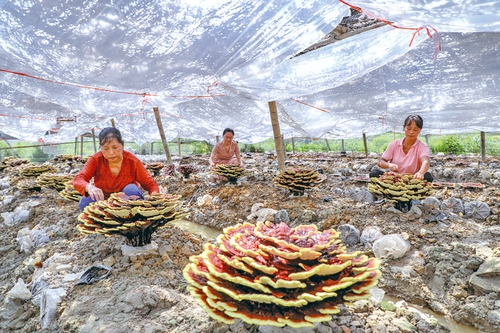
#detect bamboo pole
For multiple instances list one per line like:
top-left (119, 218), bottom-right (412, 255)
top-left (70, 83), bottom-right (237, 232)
top-left (281, 134), bottom-right (287, 160)
top-left (481, 131), bottom-right (486, 161)
top-left (80, 135), bottom-right (84, 156)
top-left (4, 140), bottom-right (19, 157)
top-left (324, 136), bottom-right (331, 151)
top-left (74, 137), bottom-right (78, 155)
top-left (92, 128), bottom-right (97, 153)
top-left (153, 107), bottom-right (172, 164)
top-left (268, 101), bottom-right (285, 170)
top-left (341, 139), bottom-right (345, 152)
top-left (177, 137), bottom-right (181, 156)
top-left (292, 137), bottom-right (295, 153)
top-left (362, 133), bottom-right (368, 157)
top-left (150, 142), bottom-right (154, 155)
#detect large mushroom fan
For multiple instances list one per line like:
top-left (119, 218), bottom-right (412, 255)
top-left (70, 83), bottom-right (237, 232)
top-left (183, 221), bottom-right (381, 328)
top-left (211, 164), bottom-right (248, 183)
top-left (368, 172), bottom-right (434, 203)
top-left (273, 167), bottom-right (325, 195)
top-left (77, 192), bottom-right (187, 247)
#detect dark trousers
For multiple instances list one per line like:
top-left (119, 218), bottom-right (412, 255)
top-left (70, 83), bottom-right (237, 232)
top-left (78, 183), bottom-right (144, 211)
top-left (369, 167), bottom-right (433, 182)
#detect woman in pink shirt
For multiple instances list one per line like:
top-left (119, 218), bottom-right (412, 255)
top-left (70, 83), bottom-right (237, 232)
top-left (73, 127), bottom-right (159, 210)
top-left (209, 128), bottom-right (243, 182)
top-left (369, 114), bottom-right (433, 182)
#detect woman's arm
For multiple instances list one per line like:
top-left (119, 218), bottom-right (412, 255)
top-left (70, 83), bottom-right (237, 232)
top-left (209, 143), bottom-right (221, 168)
top-left (378, 157), bottom-right (399, 172)
top-left (234, 142), bottom-right (242, 166)
top-left (414, 156), bottom-right (430, 180)
top-left (135, 159), bottom-right (160, 194)
top-left (73, 155), bottom-right (98, 196)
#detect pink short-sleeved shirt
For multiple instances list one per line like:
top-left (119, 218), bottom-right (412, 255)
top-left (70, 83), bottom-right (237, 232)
top-left (382, 138), bottom-right (430, 175)
top-left (210, 141), bottom-right (240, 168)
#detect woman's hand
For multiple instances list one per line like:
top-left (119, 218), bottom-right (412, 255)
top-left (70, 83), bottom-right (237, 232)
top-left (388, 163), bottom-right (399, 172)
top-left (86, 184), bottom-right (104, 201)
top-left (414, 171), bottom-right (424, 180)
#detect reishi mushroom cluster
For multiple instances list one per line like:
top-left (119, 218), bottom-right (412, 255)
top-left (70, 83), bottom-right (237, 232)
top-left (19, 164), bottom-right (57, 177)
top-left (177, 164), bottom-right (197, 179)
top-left (211, 164), bottom-right (247, 183)
top-left (77, 192), bottom-right (187, 246)
top-left (37, 173), bottom-right (74, 191)
top-left (183, 221), bottom-right (381, 328)
top-left (59, 182), bottom-right (81, 202)
top-left (273, 167), bottom-right (325, 195)
top-left (368, 172), bottom-right (435, 210)
top-left (146, 162), bottom-right (165, 176)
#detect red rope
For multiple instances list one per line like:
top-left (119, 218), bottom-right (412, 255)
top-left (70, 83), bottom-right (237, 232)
top-left (0, 68), bottom-right (225, 99)
top-left (338, 0), bottom-right (441, 51)
top-left (0, 68), bottom-right (157, 97)
top-left (290, 98), bottom-right (330, 113)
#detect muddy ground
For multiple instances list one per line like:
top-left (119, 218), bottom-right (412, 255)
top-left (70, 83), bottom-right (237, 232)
top-left (1, 152), bottom-right (499, 333)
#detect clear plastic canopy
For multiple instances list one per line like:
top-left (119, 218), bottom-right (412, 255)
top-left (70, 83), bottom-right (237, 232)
top-left (0, 0), bottom-right (499, 145)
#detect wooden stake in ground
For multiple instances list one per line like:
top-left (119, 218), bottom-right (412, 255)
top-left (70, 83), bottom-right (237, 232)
top-left (80, 135), bottom-right (84, 156)
top-left (268, 101), bottom-right (285, 170)
top-left (153, 107), bottom-right (172, 164)
top-left (481, 131), bottom-right (485, 161)
top-left (363, 133), bottom-right (368, 157)
top-left (92, 128), bottom-right (97, 153)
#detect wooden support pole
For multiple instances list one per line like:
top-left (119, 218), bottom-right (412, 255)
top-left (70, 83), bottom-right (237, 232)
top-left (268, 101), bottom-right (285, 170)
top-left (425, 134), bottom-right (430, 147)
top-left (110, 119), bottom-right (116, 128)
top-left (80, 136), bottom-right (84, 156)
top-left (362, 133), bottom-right (368, 157)
top-left (291, 137), bottom-right (295, 153)
top-left (92, 128), bottom-right (97, 153)
top-left (324, 136), bottom-right (331, 151)
top-left (5, 140), bottom-right (19, 157)
top-left (177, 137), bottom-right (181, 157)
top-left (150, 142), bottom-right (154, 155)
top-left (481, 131), bottom-right (486, 161)
top-left (341, 139), bottom-right (345, 152)
top-left (281, 134), bottom-right (287, 160)
top-left (153, 107), bottom-right (172, 164)
top-left (216, 135), bottom-right (220, 143)
top-left (74, 137), bottom-right (78, 155)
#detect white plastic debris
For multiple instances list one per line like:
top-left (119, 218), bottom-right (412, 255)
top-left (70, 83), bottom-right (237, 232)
top-left (372, 234), bottom-right (411, 259)
top-left (7, 278), bottom-right (32, 300)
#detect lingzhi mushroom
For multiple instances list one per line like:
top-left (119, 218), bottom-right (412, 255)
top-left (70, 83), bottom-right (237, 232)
top-left (183, 221), bottom-right (381, 328)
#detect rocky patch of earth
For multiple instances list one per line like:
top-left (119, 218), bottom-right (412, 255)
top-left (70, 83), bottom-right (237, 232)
top-left (1, 152), bottom-right (499, 333)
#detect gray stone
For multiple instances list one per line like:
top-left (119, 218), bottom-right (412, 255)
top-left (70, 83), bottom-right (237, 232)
top-left (392, 317), bottom-right (416, 332)
top-left (487, 310), bottom-right (500, 325)
top-left (275, 209), bottom-right (290, 223)
top-left (316, 323), bottom-right (333, 333)
top-left (337, 224), bottom-right (360, 246)
top-left (369, 322), bottom-right (388, 333)
top-left (470, 257), bottom-right (500, 294)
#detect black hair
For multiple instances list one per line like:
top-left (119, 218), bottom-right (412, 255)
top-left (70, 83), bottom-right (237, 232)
top-left (98, 127), bottom-right (124, 147)
top-left (222, 128), bottom-right (235, 136)
top-left (403, 114), bottom-right (423, 129)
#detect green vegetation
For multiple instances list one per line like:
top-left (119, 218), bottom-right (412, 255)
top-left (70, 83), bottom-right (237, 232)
top-left (1, 131), bottom-right (499, 162)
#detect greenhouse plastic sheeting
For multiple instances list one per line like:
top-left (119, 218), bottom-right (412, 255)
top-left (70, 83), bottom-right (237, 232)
top-left (0, 0), bottom-right (499, 144)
